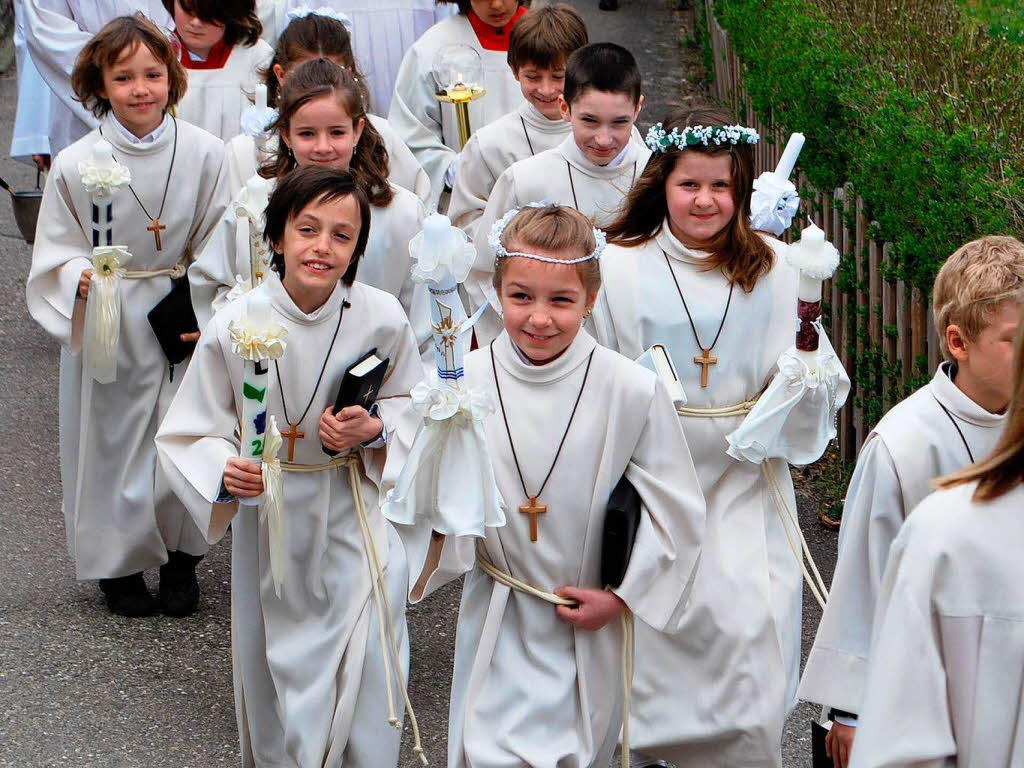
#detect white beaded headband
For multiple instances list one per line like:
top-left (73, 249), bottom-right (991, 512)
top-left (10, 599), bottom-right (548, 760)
top-left (488, 203), bottom-right (606, 265)
top-left (646, 122), bottom-right (760, 153)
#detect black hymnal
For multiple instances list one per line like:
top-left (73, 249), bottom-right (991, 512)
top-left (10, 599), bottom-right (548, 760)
top-left (323, 348), bottom-right (389, 456)
top-left (600, 475), bottom-right (642, 589)
top-left (147, 277), bottom-right (199, 372)
top-left (811, 720), bottom-right (831, 768)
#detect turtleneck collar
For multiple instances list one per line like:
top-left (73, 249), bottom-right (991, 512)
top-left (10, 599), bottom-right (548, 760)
top-left (655, 218), bottom-right (712, 264)
top-left (931, 361), bottom-right (1008, 429)
top-left (492, 328), bottom-right (597, 385)
top-left (467, 6), bottom-right (527, 51)
top-left (100, 113), bottom-right (176, 157)
top-left (559, 133), bottom-right (643, 179)
top-left (110, 111), bottom-right (170, 145)
top-left (518, 101), bottom-right (571, 134)
top-left (263, 270), bottom-right (350, 326)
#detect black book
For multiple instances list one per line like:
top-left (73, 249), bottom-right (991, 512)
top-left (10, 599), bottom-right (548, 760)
top-left (323, 349), bottom-right (389, 456)
top-left (600, 475), bottom-right (642, 589)
top-left (147, 277), bottom-right (199, 373)
top-left (811, 720), bottom-right (831, 768)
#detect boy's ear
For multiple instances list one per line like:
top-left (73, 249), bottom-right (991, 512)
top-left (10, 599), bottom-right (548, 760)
top-left (946, 324), bottom-right (970, 364)
top-left (272, 63), bottom-right (286, 85)
top-left (633, 93), bottom-right (644, 121)
top-left (558, 94), bottom-right (571, 123)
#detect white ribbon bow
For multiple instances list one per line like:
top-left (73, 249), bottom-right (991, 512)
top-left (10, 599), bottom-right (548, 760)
top-left (259, 415), bottom-right (287, 598)
top-left (83, 245), bottom-right (132, 383)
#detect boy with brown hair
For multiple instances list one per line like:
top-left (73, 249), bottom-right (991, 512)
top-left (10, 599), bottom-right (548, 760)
top-left (799, 235), bottom-right (1024, 767)
top-left (447, 3), bottom-right (588, 235)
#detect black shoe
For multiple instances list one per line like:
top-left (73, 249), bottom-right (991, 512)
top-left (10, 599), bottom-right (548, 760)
top-left (99, 573), bottom-right (157, 617)
top-left (158, 551), bottom-right (203, 617)
top-left (599, 0), bottom-right (619, 10)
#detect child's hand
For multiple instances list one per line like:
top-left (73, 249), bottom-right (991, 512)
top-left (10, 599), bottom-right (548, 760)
top-left (78, 268), bottom-right (93, 299)
top-left (553, 586), bottom-right (626, 631)
top-left (180, 331), bottom-right (201, 343)
top-left (223, 457), bottom-right (264, 498)
top-left (825, 722), bottom-right (855, 768)
top-left (318, 406), bottom-right (383, 453)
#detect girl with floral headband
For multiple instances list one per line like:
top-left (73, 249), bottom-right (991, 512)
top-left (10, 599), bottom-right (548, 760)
top-left (224, 9), bottom-right (430, 201)
top-left (392, 203), bottom-right (706, 768)
top-left (591, 105), bottom-right (849, 767)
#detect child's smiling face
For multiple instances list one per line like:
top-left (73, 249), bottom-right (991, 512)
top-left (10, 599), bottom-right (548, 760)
top-left (281, 94), bottom-right (365, 171)
top-left (515, 62), bottom-right (566, 121)
top-left (99, 43), bottom-right (170, 138)
top-left (559, 88), bottom-right (642, 167)
top-left (173, 0), bottom-right (226, 59)
top-left (665, 151), bottom-right (736, 249)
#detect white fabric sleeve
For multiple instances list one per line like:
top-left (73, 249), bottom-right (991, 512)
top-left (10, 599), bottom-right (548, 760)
top-left (447, 131), bottom-right (492, 236)
top-left (189, 198), bottom-right (247, 332)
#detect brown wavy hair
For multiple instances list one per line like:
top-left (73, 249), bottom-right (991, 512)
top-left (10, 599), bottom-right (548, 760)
top-left (71, 14), bottom-right (188, 118)
top-left (260, 59), bottom-right (393, 208)
top-left (262, 13), bottom-right (369, 112)
top-left (603, 106), bottom-right (774, 292)
top-left (937, 297), bottom-right (1024, 501)
top-left (162, 0), bottom-right (262, 47)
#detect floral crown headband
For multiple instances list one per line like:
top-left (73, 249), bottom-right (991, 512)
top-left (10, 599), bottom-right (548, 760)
top-left (646, 122), bottom-right (760, 153)
top-left (488, 203), bottom-right (607, 265)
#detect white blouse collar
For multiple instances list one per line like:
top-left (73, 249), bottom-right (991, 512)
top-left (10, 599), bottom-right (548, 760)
top-left (491, 328), bottom-right (597, 385)
top-left (930, 361), bottom-right (1008, 429)
top-left (263, 270), bottom-right (351, 326)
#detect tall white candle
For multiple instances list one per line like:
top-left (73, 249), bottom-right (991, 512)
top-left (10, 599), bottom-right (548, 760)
top-left (255, 83), bottom-right (268, 111)
top-left (240, 292), bottom-right (273, 463)
top-left (796, 223), bottom-right (826, 302)
top-left (246, 175), bottom-right (270, 218)
top-left (774, 133), bottom-right (806, 181)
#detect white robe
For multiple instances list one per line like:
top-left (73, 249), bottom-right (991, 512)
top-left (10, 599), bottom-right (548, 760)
top-left (447, 101), bottom-right (571, 238)
top-left (256, 0), bottom-right (456, 116)
top-left (156, 274), bottom-right (423, 768)
top-left (798, 363), bottom-right (1007, 716)
top-left (849, 481), bottom-right (1024, 768)
top-left (222, 115), bottom-right (432, 204)
top-left (176, 40), bottom-right (275, 144)
top-left (388, 13), bottom-right (525, 205)
top-left (397, 330), bottom-right (706, 768)
top-left (22, 0), bottom-right (173, 156)
top-left (188, 176), bottom-right (431, 355)
top-left (11, 0), bottom-right (51, 160)
top-left (467, 134), bottom-right (651, 345)
top-left (25, 115), bottom-right (229, 579)
top-left (592, 225), bottom-right (833, 767)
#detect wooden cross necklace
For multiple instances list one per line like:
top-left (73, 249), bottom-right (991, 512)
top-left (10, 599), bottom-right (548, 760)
top-left (490, 344), bottom-right (595, 542)
top-left (273, 299), bottom-right (348, 461)
top-left (663, 251), bottom-right (735, 387)
top-left (99, 117), bottom-right (178, 252)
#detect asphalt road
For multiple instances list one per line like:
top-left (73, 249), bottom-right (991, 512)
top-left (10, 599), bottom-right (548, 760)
top-left (0, 2), bottom-right (836, 765)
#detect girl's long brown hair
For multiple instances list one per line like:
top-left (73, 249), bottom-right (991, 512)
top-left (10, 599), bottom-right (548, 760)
top-left (936, 299), bottom-right (1024, 501)
top-left (260, 58), bottom-right (393, 208)
top-left (603, 106), bottom-right (774, 292)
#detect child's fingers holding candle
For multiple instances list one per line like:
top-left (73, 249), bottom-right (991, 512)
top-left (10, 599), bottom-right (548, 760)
top-left (78, 268), bottom-right (94, 299)
top-left (223, 457), bottom-right (265, 497)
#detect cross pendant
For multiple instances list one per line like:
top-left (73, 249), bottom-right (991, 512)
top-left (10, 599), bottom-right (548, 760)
top-left (694, 347), bottom-right (718, 388)
top-left (519, 495), bottom-right (547, 542)
top-left (281, 423), bottom-right (304, 462)
top-left (147, 217), bottom-right (166, 251)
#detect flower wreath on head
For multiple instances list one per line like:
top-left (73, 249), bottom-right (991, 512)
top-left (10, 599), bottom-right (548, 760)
top-left (487, 202), bottom-right (607, 266)
top-left (646, 122), bottom-right (760, 153)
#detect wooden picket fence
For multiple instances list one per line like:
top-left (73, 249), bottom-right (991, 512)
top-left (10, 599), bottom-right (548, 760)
top-left (704, 0), bottom-right (941, 462)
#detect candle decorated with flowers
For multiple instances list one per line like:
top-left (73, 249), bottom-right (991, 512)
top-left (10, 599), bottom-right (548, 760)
top-left (229, 290), bottom-right (288, 505)
top-left (78, 138), bottom-right (131, 247)
top-left (786, 221), bottom-right (840, 371)
top-left (244, 175), bottom-right (272, 285)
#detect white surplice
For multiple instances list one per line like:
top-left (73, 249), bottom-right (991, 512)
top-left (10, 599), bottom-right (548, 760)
top-left (849, 480), bottom-right (1024, 768)
top-left (156, 274), bottom-right (423, 768)
top-left (188, 175), bottom-right (430, 353)
top-left (25, 115), bottom-right (229, 579)
top-left (393, 330), bottom-right (706, 768)
top-left (798, 363), bottom-right (1007, 715)
top-left (592, 225), bottom-right (838, 767)
top-left (22, 0), bottom-right (173, 156)
top-left (11, 0), bottom-right (51, 160)
top-left (222, 114), bottom-right (432, 204)
top-left (388, 13), bottom-right (525, 205)
top-left (176, 40), bottom-right (275, 143)
top-left (466, 134), bottom-right (650, 345)
top-left (447, 102), bottom-right (571, 237)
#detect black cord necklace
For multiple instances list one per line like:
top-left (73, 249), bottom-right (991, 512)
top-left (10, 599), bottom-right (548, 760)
top-left (566, 159), bottom-right (637, 211)
top-left (663, 251), bottom-right (735, 388)
top-left (520, 115), bottom-right (536, 156)
top-left (99, 116), bottom-right (178, 252)
top-left (490, 344), bottom-right (595, 543)
top-left (933, 395), bottom-right (976, 463)
top-left (274, 298), bottom-right (350, 461)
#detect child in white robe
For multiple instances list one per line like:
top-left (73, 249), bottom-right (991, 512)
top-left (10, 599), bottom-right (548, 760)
top-left (799, 236), bottom-right (1024, 767)
top-left (388, 0), bottom-right (528, 204)
top-left (447, 3), bottom-right (587, 237)
top-left (849, 307), bottom-right (1024, 768)
top-left (25, 16), bottom-right (229, 617)
top-left (21, 0), bottom-right (173, 156)
top-left (165, 0), bottom-right (275, 142)
top-left (190, 59), bottom-right (431, 355)
top-left (224, 11), bottom-right (430, 202)
top-left (591, 106), bottom-right (849, 768)
top-left (391, 204), bottom-right (706, 768)
top-left (11, 0), bottom-right (52, 168)
top-left (467, 42), bottom-right (650, 345)
top-left (157, 166), bottom-right (425, 768)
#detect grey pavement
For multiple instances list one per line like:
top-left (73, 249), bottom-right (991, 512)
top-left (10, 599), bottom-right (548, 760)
top-left (0, 2), bottom-right (836, 766)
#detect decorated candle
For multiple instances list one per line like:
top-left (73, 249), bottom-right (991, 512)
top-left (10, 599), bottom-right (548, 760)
top-left (255, 83), bottom-right (268, 111)
top-left (786, 221), bottom-right (840, 371)
top-left (78, 138), bottom-right (131, 247)
top-left (774, 132), bottom-right (806, 181)
top-left (244, 175), bottom-right (272, 284)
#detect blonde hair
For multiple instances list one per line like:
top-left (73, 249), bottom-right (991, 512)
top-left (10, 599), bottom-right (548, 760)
top-left (936, 301), bottom-right (1024, 501)
top-left (933, 235), bottom-right (1024, 360)
top-left (491, 205), bottom-right (601, 296)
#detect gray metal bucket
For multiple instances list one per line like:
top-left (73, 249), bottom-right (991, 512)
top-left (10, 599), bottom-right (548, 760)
top-left (12, 189), bottom-right (42, 244)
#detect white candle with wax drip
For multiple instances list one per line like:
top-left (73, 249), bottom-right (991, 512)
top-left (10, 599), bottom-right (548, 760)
top-left (787, 221), bottom-right (840, 373)
top-left (255, 83), bottom-right (268, 111)
top-left (774, 132), bottom-right (805, 181)
top-left (245, 175), bottom-right (271, 284)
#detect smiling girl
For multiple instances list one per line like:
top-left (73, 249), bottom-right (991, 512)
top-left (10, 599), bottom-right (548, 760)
top-left (26, 14), bottom-right (229, 618)
top-left (190, 58), bottom-right (430, 356)
top-left (592, 105), bottom-right (849, 766)
top-left (157, 166), bottom-right (425, 767)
